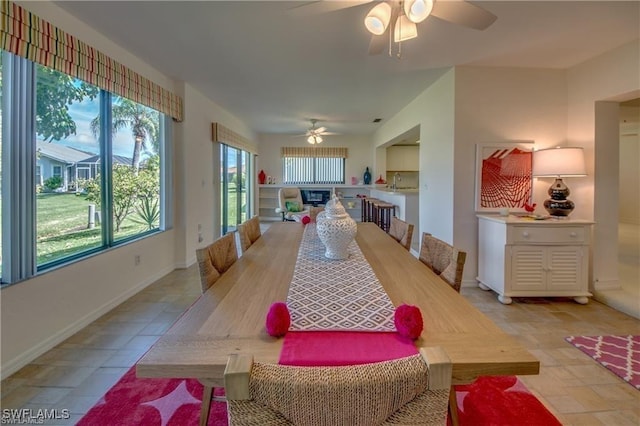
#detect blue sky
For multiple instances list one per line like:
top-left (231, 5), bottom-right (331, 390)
top-left (50, 96), bottom-right (154, 159)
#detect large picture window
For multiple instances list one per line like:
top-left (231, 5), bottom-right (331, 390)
top-left (281, 147), bottom-right (347, 185)
top-left (0, 51), bottom-right (172, 284)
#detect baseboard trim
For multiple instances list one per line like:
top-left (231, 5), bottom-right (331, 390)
top-left (1, 264), bottom-right (177, 379)
top-left (593, 278), bottom-right (621, 291)
top-left (175, 255), bottom-right (196, 269)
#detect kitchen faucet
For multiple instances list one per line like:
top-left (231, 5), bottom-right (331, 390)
top-left (392, 172), bottom-right (401, 191)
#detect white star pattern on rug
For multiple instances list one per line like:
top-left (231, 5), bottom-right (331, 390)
top-left (287, 224), bottom-right (396, 331)
top-left (140, 380), bottom-right (201, 426)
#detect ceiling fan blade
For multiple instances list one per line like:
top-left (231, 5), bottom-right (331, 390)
top-left (430, 0), bottom-right (497, 31)
top-left (314, 126), bottom-right (327, 134)
top-left (286, 0), bottom-right (372, 18)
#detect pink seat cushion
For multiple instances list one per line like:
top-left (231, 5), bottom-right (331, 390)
top-left (279, 331), bottom-right (418, 366)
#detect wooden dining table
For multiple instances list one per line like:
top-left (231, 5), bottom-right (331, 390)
top-left (137, 222), bottom-right (539, 388)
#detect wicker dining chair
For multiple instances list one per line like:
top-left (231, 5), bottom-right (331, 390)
top-left (388, 217), bottom-right (415, 251)
top-left (238, 216), bottom-right (262, 253)
top-left (418, 233), bottom-right (467, 293)
top-left (224, 347), bottom-right (452, 426)
top-left (195, 232), bottom-right (238, 294)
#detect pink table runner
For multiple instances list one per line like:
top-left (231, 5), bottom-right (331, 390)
top-left (279, 331), bottom-right (418, 366)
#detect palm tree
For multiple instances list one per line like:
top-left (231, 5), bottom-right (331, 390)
top-left (91, 97), bottom-right (159, 173)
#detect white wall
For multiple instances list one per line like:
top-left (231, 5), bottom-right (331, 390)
top-left (619, 133), bottom-right (640, 225)
top-left (256, 133), bottom-right (373, 184)
top-left (174, 84), bottom-right (256, 267)
top-left (1, 2), bottom-right (256, 377)
top-left (567, 40), bottom-right (640, 290)
top-left (373, 68), bottom-right (457, 244)
top-left (454, 66), bottom-right (568, 284)
top-left (618, 105), bottom-right (639, 225)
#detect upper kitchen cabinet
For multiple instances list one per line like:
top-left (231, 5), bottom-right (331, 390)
top-left (386, 145), bottom-right (419, 171)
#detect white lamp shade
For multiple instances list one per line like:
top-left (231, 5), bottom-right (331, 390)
top-left (364, 2), bottom-right (392, 35)
top-left (532, 147), bottom-right (587, 177)
top-left (404, 0), bottom-right (434, 23)
top-left (394, 15), bottom-right (418, 42)
top-left (307, 135), bottom-right (322, 145)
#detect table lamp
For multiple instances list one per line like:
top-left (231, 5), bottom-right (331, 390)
top-left (532, 147), bottom-right (586, 217)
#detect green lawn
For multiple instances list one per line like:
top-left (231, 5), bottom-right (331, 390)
top-left (37, 193), bottom-right (149, 264)
top-left (223, 184), bottom-right (247, 229)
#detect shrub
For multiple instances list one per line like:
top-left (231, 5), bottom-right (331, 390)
top-left (43, 176), bottom-right (63, 192)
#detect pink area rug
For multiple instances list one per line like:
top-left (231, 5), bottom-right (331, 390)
top-left (566, 335), bottom-right (640, 390)
top-left (78, 368), bottom-right (560, 425)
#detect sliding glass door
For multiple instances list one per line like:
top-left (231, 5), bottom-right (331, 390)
top-left (221, 144), bottom-right (251, 234)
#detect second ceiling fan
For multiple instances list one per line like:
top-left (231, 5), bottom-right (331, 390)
top-left (301, 119), bottom-right (337, 145)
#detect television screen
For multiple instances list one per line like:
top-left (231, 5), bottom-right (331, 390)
top-left (301, 190), bottom-right (330, 206)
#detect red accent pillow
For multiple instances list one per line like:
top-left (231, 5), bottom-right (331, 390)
top-left (394, 304), bottom-right (423, 340)
top-left (301, 215), bottom-right (311, 225)
top-left (266, 302), bottom-right (291, 337)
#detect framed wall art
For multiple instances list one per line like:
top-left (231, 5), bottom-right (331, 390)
top-left (475, 141), bottom-right (534, 212)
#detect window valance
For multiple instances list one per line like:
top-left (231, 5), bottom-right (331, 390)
top-left (281, 147), bottom-right (348, 158)
top-left (211, 122), bottom-right (256, 154)
top-left (0, 1), bottom-right (183, 121)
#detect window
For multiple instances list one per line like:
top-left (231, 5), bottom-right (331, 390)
top-left (52, 165), bottom-right (62, 178)
top-left (281, 147), bottom-right (347, 185)
top-left (221, 144), bottom-right (251, 234)
top-left (0, 51), bottom-right (172, 284)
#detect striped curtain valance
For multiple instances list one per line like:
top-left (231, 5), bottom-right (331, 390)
top-left (211, 122), bottom-right (256, 154)
top-left (281, 147), bottom-right (348, 159)
top-left (0, 1), bottom-right (183, 121)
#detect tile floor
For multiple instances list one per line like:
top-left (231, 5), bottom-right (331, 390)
top-left (1, 226), bottom-right (639, 425)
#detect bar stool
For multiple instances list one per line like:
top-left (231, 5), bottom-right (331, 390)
top-left (362, 197), bottom-right (379, 222)
top-left (372, 201), bottom-right (396, 232)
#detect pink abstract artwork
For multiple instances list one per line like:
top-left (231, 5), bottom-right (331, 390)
top-left (476, 144), bottom-right (533, 211)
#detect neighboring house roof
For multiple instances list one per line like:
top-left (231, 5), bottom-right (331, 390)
top-left (36, 140), bottom-right (95, 164)
top-left (78, 154), bottom-right (132, 166)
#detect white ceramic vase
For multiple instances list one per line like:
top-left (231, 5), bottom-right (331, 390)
top-left (316, 196), bottom-right (357, 260)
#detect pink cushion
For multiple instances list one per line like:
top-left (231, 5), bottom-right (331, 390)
top-left (394, 304), bottom-right (423, 340)
top-left (266, 302), bottom-right (291, 337)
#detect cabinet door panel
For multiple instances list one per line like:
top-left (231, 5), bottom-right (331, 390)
top-left (547, 247), bottom-right (583, 291)
top-left (510, 247), bottom-right (546, 290)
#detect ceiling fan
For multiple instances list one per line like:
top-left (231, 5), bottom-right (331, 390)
top-left (288, 0), bottom-right (497, 56)
top-left (299, 119), bottom-right (337, 145)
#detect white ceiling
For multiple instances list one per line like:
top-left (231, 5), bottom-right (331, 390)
top-left (54, 1), bottom-right (640, 136)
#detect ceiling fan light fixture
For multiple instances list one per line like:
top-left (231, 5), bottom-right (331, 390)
top-left (404, 0), bottom-right (433, 23)
top-left (364, 2), bottom-right (392, 35)
top-left (394, 15), bottom-right (418, 42)
top-left (307, 135), bottom-right (323, 145)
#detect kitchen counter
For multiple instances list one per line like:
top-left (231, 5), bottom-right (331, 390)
top-left (373, 187), bottom-right (419, 194)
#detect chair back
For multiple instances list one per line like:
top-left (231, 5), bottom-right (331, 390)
top-left (389, 217), bottom-right (414, 251)
top-left (238, 216), bottom-right (262, 253)
top-left (225, 347), bottom-right (451, 426)
top-left (278, 187), bottom-right (304, 212)
top-left (308, 206), bottom-right (324, 221)
top-left (195, 232), bottom-right (238, 293)
top-left (419, 233), bottom-right (467, 292)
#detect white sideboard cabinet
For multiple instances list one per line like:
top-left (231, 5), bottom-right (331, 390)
top-left (477, 215), bottom-right (593, 305)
